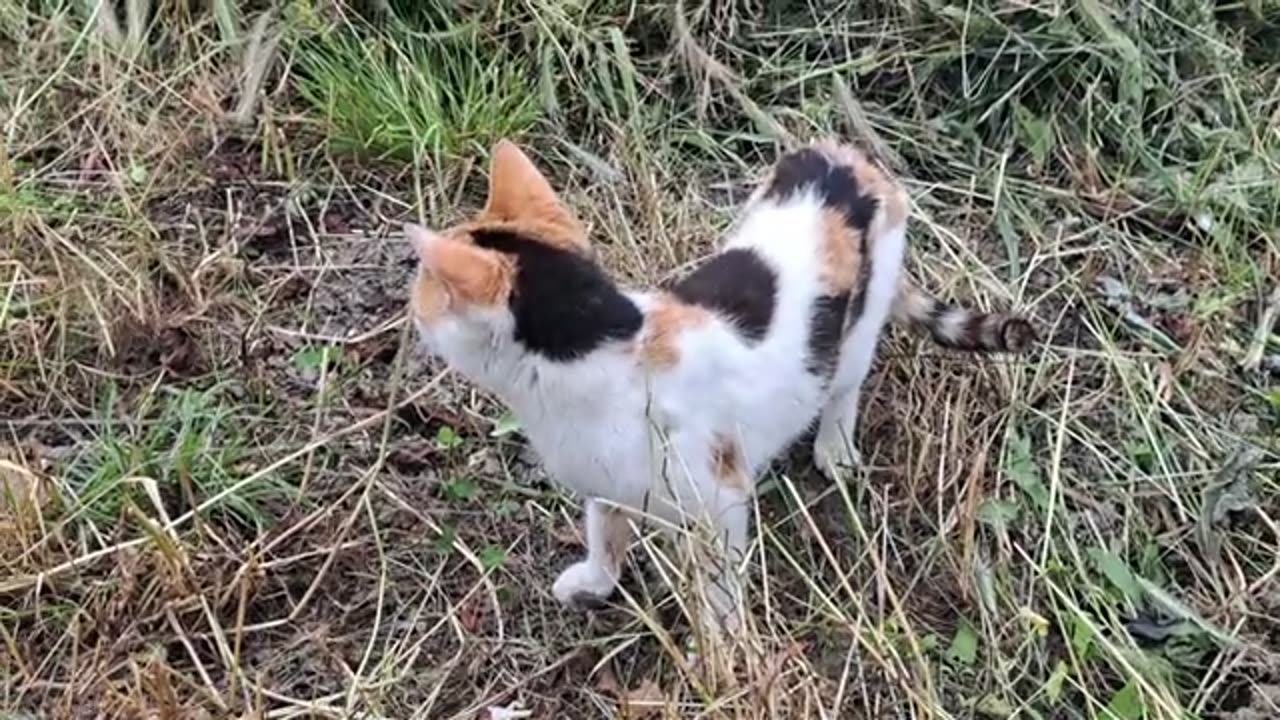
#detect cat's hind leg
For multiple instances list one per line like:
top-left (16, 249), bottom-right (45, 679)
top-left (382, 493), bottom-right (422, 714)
top-left (553, 498), bottom-right (633, 609)
top-left (813, 221), bottom-right (907, 478)
top-left (813, 340), bottom-right (875, 478)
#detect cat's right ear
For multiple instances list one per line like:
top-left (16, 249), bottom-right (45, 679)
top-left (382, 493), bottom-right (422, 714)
top-left (405, 222), bottom-right (439, 263)
top-left (405, 223), bottom-right (512, 307)
top-left (485, 140), bottom-right (560, 220)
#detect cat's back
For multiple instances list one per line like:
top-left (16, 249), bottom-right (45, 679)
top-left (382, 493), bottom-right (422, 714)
top-left (661, 142), bottom-right (908, 357)
top-left (630, 142), bottom-right (912, 468)
top-left (729, 141), bottom-right (907, 280)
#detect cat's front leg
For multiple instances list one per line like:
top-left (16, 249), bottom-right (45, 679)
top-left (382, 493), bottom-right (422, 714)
top-left (812, 394), bottom-right (864, 478)
top-left (553, 498), bottom-right (633, 609)
top-left (694, 492), bottom-right (751, 636)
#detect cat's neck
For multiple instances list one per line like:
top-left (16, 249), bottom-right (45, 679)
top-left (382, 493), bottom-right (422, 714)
top-left (498, 335), bottom-right (643, 420)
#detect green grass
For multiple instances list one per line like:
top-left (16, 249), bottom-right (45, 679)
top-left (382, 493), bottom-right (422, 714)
top-left (63, 384), bottom-right (291, 530)
top-left (1, 0), bottom-right (1277, 718)
top-left (292, 14), bottom-right (542, 161)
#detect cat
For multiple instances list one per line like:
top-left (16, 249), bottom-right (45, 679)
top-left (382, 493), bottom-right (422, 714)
top-left (405, 139), bottom-right (1034, 633)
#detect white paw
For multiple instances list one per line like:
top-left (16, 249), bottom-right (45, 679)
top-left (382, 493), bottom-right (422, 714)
top-left (699, 600), bottom-right (742, 637)
top-left (813, 435), bottom-right (862, 479)
top-left (552, 561), bottom-right (617, 610)
top-left (695, 573), bottom-right (744, 639)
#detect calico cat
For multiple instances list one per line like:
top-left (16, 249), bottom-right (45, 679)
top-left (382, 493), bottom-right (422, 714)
top-left (405, 139), bottom-right (1034, 632)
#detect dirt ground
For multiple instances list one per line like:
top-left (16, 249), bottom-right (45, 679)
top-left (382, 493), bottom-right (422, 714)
top-left (3, 2), bottom-right (1279, 719)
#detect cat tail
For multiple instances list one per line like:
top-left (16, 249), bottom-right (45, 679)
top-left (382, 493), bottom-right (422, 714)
top-left (890, 276), bottom-right (1036, 353)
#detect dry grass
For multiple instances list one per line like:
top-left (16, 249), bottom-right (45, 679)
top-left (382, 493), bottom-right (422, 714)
top-left (2, 1), bottom-right (1278, 718)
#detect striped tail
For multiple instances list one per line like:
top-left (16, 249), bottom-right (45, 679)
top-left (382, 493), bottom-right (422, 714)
top-left (891, 276), bottom-right (1036, 353)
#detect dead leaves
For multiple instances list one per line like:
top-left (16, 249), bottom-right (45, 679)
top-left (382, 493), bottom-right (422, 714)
top-left (0, 458), bottom-right (52, 551)
top-left (618, 679), bottom-right (667, 719)
top-left (596, 666), bottom-right (668, 719)
top-left (1197, 446), bottom-right (1265, 567)
top-left (1096, 274), bottom-right (1184, 352)
top-left (0, 459), bottom-right (49, 516)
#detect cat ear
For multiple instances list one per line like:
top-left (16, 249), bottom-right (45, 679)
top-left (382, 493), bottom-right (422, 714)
top-left (405, 223), bottom-right (512, 306)
top-left (481, 139), bottom-right (573, 219)
top-left (405, 222), bottom-right (442, 263)
top-left (483, 140), bottom-right (591, 253)
top-left (484, 140), bottom-right (560, 220)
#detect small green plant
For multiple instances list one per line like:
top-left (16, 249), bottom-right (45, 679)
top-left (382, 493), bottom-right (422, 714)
top-left (1004, 431), bottom-right (1051, 513)
top-left (1103, 680), bottom-right (1144, 720)
top-left (434, 425), bottom-right (463, 451)
top-left (441, 477), bottom-right (479, 503)
top-left (292, 19), bottom-right (541, 161)
top-left (945, 621), bottom-right (979, 667)
top-left (62, 385), bottom-right (291, 529)
top-left (489, 412), bottom-right (520, 438)
top-left (432, 523), bottom-right (458, 555)
top-left (292, 344), bottom-right (345, 374)
top-left (478, 544), bottom-right (506, 571)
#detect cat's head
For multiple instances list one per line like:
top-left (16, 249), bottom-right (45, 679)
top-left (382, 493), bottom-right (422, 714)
top-left (406, 141), bottom-right (640, 370)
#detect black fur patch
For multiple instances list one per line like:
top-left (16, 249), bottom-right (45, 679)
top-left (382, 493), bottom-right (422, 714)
top-left (845, 229), bottom-right (874, 332)
top-left (472, 229), bottom-right (642, 361)
top-left (670, 248), bottom-right (777, 342)
top-left (807, 293), bottom-right (850, 378)
top-left (764, 148), bottom-right (880, 231)
top-left (822, 217), bottom-right (874, 374)
top-left (963, 315), bottom-right (988, 350)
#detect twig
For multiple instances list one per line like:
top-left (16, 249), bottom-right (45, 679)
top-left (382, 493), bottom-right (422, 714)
top-left (1240, 284), bottom-right (1280, 372)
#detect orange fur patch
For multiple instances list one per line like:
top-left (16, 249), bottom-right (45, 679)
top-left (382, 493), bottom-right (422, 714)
top-left (639, 295), bottom-right (710, 370)
top-left (813, 140), bottom-right (909, 229)
top-left (820, 208), bottom-right (864, 294)
top-left (429, 239), bottom-right (515, 308)
top-left (711, 433), bottom-right (749, 492)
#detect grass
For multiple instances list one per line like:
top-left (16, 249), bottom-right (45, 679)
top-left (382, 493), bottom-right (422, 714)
top-left (62, 383), bottom-right (291, 529)
top-left (1, 0), bottom-right (1278, 717)
top-left (292, 12), bottom-right (542, 161)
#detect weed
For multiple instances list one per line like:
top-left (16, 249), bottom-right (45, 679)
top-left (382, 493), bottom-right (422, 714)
top-left (292, 16), bottom-right (541, 161)
top-left (61, 385), bottom-right (291, 530)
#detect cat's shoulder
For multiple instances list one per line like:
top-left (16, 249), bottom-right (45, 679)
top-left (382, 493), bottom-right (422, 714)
top-left (760, 140), bottom-right (908, 231)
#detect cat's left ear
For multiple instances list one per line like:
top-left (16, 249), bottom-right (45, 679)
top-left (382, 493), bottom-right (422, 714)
top-left (484, 140), bottom-right (588, 251)
top-left (485, 140), bottom-right (558, 218)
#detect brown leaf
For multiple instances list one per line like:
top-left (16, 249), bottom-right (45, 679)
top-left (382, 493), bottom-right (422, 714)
top-left (594, 665), bottom-right (621, 695)
top-left (619, 678), bottom-right (666, 719)
top-left (757, 641), bottom-right (805, 696)
top-left (0, 459), bottom-right (49, 517)
top-left (457, 594), bottom-right (486, 635)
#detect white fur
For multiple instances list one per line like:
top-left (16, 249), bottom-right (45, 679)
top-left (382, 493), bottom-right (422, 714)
top-left (413, 164), bottom-right (908, 635)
